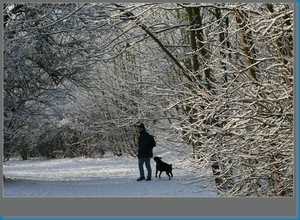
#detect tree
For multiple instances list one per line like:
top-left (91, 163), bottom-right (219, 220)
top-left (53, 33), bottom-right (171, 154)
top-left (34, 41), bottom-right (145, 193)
top-left (3, 3), bottom-right (107, 159)
top-left (159, 3), bottom-right (293, 196)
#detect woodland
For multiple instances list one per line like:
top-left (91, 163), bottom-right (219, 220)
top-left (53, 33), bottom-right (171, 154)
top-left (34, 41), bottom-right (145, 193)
top-left (3, 3), bottom-right (294, 197)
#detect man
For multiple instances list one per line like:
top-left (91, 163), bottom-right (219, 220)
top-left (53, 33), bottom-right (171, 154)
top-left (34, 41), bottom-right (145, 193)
top-left (137, 123), bottom-right (152, 181)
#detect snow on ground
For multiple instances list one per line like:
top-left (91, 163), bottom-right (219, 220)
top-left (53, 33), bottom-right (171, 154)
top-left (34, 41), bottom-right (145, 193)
top-left (3, 147), bottom-right (217, 197)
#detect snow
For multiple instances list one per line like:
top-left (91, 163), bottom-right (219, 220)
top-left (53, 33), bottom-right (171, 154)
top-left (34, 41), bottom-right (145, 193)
top-left (3, 148), bottom-right (217, 197)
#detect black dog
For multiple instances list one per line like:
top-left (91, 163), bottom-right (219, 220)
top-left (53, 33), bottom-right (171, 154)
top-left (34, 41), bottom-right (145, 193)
top-left (153, 156), bottom-right (173, 180)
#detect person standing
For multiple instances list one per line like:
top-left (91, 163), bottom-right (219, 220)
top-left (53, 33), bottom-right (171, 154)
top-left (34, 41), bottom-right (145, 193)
top-left (137, 123), bottom-right (152, 181)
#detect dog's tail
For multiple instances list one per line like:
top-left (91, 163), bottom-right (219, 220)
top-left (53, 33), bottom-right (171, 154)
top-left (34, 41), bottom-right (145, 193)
top-left (170, 164), bottom-right (172, 166)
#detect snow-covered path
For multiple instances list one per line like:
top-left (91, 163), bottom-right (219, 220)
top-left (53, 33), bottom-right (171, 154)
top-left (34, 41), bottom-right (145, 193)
top-left (3, 152), bottom-right (217, 197)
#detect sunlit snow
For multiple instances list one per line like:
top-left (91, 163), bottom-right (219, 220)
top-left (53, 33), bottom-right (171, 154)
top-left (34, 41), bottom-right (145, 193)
top-left (3, 148), bottom-right (217, 197)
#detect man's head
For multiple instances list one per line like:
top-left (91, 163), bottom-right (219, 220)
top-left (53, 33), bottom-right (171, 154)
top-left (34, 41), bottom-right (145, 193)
top-left (138, 123), bottom-right (145, 132)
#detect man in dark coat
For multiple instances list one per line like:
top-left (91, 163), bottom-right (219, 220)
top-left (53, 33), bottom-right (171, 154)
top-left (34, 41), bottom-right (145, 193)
top-left (137, 123), bottom-right (152, 181)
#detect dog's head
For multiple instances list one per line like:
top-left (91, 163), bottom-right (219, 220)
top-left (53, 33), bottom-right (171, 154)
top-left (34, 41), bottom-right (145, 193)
top-left (153, 156), bottom-right (162, 162)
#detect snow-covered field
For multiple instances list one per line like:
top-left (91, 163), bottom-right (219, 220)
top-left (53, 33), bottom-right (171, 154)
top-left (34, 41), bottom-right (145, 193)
top-left (3, 148), bottom-right (217, 197)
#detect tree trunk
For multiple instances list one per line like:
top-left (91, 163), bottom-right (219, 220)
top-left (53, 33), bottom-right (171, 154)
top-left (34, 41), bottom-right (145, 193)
top-left (232, 9), bottom-right (258, 81)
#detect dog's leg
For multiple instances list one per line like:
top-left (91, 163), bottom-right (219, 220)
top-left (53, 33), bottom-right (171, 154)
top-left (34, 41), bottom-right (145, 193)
top-left (155, 168), bottom-right (158, 178)
top-left (166, 172), bottom-right (171, 180)
top-left (159, 171), bottom-right (162, 178)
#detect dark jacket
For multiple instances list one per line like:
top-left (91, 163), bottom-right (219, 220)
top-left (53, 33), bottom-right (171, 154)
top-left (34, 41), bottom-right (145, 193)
top-left (138, 130), bottom-right (153, 158)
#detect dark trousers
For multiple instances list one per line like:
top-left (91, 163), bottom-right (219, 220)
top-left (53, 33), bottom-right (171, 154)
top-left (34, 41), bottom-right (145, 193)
top-left (138, 157), bottom-right (152, 178)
